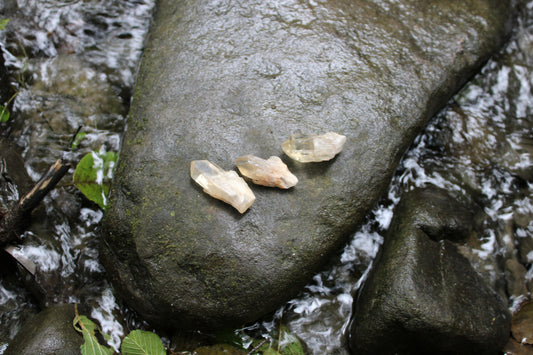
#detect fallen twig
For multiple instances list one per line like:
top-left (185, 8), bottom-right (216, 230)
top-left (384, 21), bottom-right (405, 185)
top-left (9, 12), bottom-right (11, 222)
top-left (0, 158), bottom-right (69, 246)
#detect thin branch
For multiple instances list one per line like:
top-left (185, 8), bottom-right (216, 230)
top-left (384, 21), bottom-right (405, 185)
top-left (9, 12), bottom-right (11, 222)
top-left (0, 158), bottom-right (69, 246)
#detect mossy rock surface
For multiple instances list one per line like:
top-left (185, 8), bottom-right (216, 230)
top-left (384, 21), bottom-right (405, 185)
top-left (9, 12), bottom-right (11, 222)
top-left (102, 0), bottom-right (513, 328)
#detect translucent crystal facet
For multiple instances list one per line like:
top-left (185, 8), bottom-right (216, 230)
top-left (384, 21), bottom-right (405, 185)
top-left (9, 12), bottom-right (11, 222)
top-left (282, 132), bottom-right (347, 163)
top-left (235, 155), bottom-right (298, 189)
top-left (190, 160), bottom-right (255, 213)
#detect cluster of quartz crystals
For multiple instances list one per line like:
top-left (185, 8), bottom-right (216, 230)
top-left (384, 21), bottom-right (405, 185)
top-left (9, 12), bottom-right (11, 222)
top-left (190, 132), bottom-right (346, 213)
top-left (190, 160), bottom-right (255, 213)
top-left (281, 132), bottom-right (346, 163)
top-left (235, 155), bottom-right (298, 189)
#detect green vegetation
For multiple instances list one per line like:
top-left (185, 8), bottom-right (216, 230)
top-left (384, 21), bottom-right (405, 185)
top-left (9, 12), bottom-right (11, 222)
top-left (73, 312), bottom-right (114, 355)
top-left (73, 309), bottom-right (305, 355)
top-left (74, 308), bottom-right (165, 355)
top-left (71, 131), bottom-right (87, 150)
top-left (0, 106), bottom-right (9, 123)
top-left (120, 330), bottom-right (166, 355)
top-left (0, 89), bottom-right (17, 123)
top-left (0, 19), bottom-right (8, 30)
top-left (73, 149), bottom-right (118, 209)
top-left (0, 19), bottom-right (11, 123)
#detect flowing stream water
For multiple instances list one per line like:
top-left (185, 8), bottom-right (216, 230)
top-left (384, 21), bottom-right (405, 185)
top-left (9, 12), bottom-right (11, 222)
top-left (0, 0), bottom-right (532, 354)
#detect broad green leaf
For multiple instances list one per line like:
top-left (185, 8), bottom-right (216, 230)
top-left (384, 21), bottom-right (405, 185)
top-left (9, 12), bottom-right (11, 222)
top-left (80, 332), bottom-right (115, 355)
top-left (0, 19), bottom-right (8, 30)
top-left (73, 314), bottom-right (114, 355)
top-left (0, 106), bottom-right (9, 123)
top-left (73, 150), bottom-right (117, 209)
top-left (73, 315), bottom-right (98, 334)
top-left (121, 329), bottom-right (165, 355)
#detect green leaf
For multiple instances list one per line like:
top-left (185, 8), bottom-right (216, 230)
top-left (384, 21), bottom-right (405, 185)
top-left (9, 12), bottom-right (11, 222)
top-left (0, 106), bottom-right (9, 123)
top-left (0, 19), bottom-right (9, 30)
top-left (73, 150), bottom-right (117, 209)
top-left (278, 326), bottom-right (304, 355)
top-left (121, 329), bottom-right (165, 355)
top-left (73, 314), bottom-right (114, 355)
top-left (71, 131), bottom-right (87, 150)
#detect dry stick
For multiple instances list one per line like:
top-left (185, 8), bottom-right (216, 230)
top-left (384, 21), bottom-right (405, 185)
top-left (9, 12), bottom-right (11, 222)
top-left (0, 158), bottom-right (69, 246)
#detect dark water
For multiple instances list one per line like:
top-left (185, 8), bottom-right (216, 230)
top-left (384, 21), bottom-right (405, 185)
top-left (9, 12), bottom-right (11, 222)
top-left (0, 0), bottom-right (532, 354)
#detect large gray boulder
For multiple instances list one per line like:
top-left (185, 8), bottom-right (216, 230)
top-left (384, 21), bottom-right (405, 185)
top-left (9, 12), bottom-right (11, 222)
top-left (348, 187), bottom-right (511, 354)
top-left (102, 0), bottom-right (513, 328)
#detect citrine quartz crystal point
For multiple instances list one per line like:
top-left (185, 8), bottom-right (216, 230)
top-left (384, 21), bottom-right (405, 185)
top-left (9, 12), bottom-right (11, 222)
top-left (235, 155), bottom-right (298, 189)
top-left (190, 160), bottom-right (255, 213)
top-left (282, 132), bottom-right (347, 163)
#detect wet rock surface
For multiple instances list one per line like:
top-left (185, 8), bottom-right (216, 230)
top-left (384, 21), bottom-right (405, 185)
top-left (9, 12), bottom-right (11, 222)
top-left (4, 303), bottom-right (82, 355)
top-left (102, 0), bottom-right (513, 328)
top-left (348, 187), bottom-right (511, 354)
top-left (0, 137), bottom-right (33, 210)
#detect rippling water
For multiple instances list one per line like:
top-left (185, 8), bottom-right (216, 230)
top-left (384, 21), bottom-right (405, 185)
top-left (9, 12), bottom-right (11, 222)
top-left (0, 0), bottom-right (532, 354)
top-left (0, 0), bottom-right (155, 351)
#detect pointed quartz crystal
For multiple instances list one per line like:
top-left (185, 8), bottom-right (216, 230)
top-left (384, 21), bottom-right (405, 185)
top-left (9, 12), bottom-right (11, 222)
top-left (282, 132), bottom-right (347, 163)
top-left (190, 160), bottom-right (255, 213)
top-left (235, 155), bottom-right (298, 189)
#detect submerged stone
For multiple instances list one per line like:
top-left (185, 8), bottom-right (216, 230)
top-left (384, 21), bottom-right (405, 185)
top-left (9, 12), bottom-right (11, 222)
top-left (235, 155), bottom-right (298, 189)
top-left (191, 160), bottom-right (255, 213)
top-left (282, 132), bottom-right (347, 163)
top-left (102, 0), bottom-right (513, 329)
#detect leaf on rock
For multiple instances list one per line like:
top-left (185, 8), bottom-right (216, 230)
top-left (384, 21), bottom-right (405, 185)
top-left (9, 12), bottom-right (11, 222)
top-left (121, 329), bottom-right (166, 355)
top-left (0, 19), bottom-right (8, 30)
top-left (512, 300), bottom-right (533, 345)
top-left (73, 313), bottom-right (114, 355)
top-left (73, 150), bottom-right (117, 209)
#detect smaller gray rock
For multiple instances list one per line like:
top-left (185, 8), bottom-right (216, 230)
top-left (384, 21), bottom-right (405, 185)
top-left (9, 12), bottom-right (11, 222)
top-left (5, 303), bottom-right (82, 355)
top-left (348, 187), bottom-right (511, 354)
